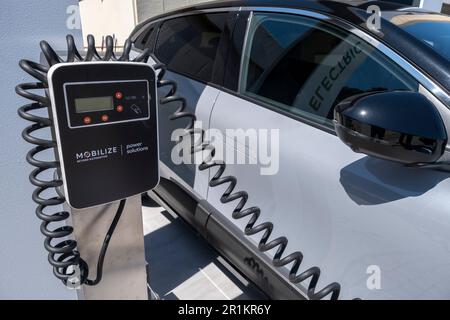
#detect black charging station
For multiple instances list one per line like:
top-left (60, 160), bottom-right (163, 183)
top-left (48, 62), bottom-right (159, 209)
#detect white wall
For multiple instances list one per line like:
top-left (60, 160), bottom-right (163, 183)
top-left (79, 0), bottom-right (137, 48)
top-left (421, 0), bottom-right (450, 12)
top-left (0, 0), bottom-right (82, 299)
top-left (135, 0), bottom-right (215, 22)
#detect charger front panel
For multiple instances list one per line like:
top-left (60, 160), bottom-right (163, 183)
top-left (48, 62), bottom-right (159, 209)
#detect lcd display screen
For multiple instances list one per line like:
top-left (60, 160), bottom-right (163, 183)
top-left (75, 96), bottom-right (113, 113)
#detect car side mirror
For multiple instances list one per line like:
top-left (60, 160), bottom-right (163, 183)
top-left (334, 91), bottom-right (448, 165)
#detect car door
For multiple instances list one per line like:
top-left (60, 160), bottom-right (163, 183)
top-left (206, 11), bottom-right (450, 299)
top-left (144, 12), bottom-right (232, 201)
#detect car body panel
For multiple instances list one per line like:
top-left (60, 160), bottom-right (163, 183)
top-left (209, 89), bottom-right (450, 299)
top-left (146, 56), bottom-right (219, 200)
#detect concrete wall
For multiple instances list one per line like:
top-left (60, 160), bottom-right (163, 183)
top-left (136, 0), bottom-right (215, 22)
top-left (421, 0), bottom-right (450, 12)
top-left (0, 0), bottom-right (82, 299)
top-left (79, 0), bottom-right (138, 48)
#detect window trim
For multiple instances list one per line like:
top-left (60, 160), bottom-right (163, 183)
top-left (238, 11), bottom-right (254, 92)
top-left (209, 81), bottom-right (338, 135)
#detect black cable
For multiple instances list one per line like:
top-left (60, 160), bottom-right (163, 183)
top-left (16, 34), bottom-right (149, 286)
top-left (85, 199), bottom-right (127, 286)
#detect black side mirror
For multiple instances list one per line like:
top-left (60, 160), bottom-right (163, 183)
top-left (334, 91), bottom-right (447, 165)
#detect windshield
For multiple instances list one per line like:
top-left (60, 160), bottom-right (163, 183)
top-left (390, 14), bottom-right (450, 62)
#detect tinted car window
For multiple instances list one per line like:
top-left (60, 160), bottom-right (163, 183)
top-left (241, 13), bottom-right (419, 128)
top-left (155, 13), bottom-right (227, 82)
top-left (134, 25), bottom-right (155, 50)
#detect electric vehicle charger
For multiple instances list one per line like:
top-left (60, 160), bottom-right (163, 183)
top-left (16, 35), bottom-right (154, 286)
top-left (17, 34), bottom-right (347, 299)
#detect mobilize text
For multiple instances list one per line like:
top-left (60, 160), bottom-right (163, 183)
top-left (75, 146), bottom-right (118, 161)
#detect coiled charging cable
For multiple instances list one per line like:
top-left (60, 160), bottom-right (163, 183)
top-left (150, 54), bottom-right (345, 300)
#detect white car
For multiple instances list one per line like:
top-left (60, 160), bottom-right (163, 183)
top-left (130, 0), bottom-right (450, 299)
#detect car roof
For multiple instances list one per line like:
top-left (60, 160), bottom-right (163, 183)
top-left (133, 0), bottom-right (407, 30)
top-left (179, 0), bottom-right (406, 12)
top-left (132, 0), bottom-right (450, 96)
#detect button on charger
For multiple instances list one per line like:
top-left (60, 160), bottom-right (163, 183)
top-left (83, 116), bottom-right (92, 124)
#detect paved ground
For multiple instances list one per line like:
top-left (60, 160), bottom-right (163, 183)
top-left (142, 199), bottom-right (266, 300)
